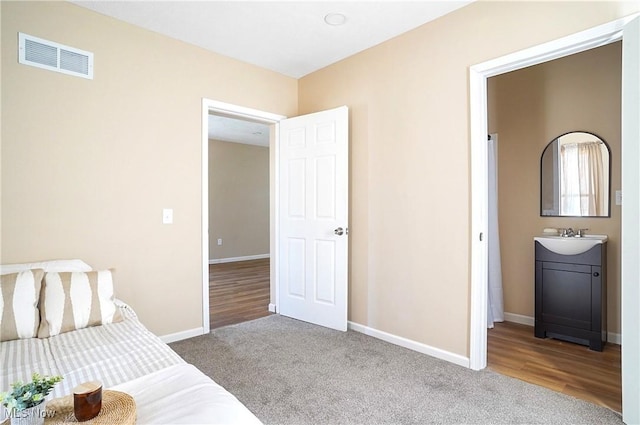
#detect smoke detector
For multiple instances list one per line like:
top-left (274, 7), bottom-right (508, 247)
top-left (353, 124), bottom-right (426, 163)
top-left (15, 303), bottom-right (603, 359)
top-left (324, 13), bottom-right (347, 26)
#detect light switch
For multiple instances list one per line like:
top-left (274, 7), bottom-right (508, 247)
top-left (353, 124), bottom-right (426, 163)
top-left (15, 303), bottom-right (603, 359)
top-left (615, 190), bottom-right (622, 206)
top-left (162, 208), bottom-right (173, 224)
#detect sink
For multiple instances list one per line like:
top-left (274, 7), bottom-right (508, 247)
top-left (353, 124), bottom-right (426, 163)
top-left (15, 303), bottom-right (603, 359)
top-left (534, 235), bottom-right (608, 255)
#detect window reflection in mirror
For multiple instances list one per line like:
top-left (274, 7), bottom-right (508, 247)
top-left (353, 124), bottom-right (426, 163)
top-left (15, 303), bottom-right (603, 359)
top-left (540, 131), bottom-right (610, 217)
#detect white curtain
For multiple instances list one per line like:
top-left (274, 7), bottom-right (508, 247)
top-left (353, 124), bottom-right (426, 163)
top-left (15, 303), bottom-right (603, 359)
top-left (487, 136), bottom-right (504, 328)
top-left (560, 142), bottom-right (604, 216)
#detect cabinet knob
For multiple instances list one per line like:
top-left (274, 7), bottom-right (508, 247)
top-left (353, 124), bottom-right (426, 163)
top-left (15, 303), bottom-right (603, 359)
top-left (593, 272), bottom-right (600, 277)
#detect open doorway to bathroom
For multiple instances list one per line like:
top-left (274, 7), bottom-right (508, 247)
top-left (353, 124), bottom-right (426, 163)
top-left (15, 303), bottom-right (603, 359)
top-left (485, 42), bottom-right (622, 412)
top-left (207, 113), bottom-right (273, 329)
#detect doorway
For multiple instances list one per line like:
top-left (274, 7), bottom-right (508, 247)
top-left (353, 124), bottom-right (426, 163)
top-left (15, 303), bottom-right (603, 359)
top-left (201, 99), bottom-right (285, 334)
top-left (208, 114), bottom-right (272, 328)
top-left (469, 14), bottom-right (639, 424)
top-left (485, 43), bottom-right (622, 412)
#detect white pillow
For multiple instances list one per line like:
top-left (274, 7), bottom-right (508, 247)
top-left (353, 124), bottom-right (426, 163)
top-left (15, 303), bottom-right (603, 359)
top-left (0, 259), bottom-right (92, 275)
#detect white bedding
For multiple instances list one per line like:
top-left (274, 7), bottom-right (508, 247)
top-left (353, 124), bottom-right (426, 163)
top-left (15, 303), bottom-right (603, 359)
top-left (0, 302), bottom-right (261, 424)
top-left (45, 302), bottom-right (184, 397)
top-left (112, 364), bottom-right (261, 425)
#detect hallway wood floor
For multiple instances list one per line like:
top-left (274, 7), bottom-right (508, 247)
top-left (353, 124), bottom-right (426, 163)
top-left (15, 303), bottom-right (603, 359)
top-left (488, 321), bottom-right (621, 413)
top-left (209, 258), bottom-right (272, 329)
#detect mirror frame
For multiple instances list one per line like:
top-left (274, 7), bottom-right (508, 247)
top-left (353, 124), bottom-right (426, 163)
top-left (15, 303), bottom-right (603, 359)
top-left (540, 130), bottom-right (612, 218)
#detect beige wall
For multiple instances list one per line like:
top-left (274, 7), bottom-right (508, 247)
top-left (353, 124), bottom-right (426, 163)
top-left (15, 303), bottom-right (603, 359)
top-left (0, 1), bottom-right (297, 336)
top-left (208, 140), bottom-right (269, 260)
top-left (298, 1), bottom-right (638, 356)
top-left (2, 0), bottom-right (638, 354)
top-left (488, 42), bottom-right (622, 334)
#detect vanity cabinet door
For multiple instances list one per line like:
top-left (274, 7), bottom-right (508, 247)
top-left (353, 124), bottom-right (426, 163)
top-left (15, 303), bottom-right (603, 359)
top-left (540, 263), bottom-right (592, 330)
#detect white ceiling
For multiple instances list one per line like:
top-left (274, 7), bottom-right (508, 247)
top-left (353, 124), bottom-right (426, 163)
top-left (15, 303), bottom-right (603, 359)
top-left (72, 0), bottom-right (472, 144)
top-left (208, 114), bottom-right (270, 147)
top-left (73, 1), bottom-right (472, 79)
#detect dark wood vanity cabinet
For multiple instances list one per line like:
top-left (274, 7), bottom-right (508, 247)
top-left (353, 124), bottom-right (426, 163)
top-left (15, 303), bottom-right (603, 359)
top-left (534, 241), bottom-right (607, 351)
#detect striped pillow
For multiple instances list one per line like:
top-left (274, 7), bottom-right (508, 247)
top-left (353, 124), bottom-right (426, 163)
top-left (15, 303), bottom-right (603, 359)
top-left (38, 270), bottom-right (123, 338)
top-left (0, 269), bottom-right (45, 342)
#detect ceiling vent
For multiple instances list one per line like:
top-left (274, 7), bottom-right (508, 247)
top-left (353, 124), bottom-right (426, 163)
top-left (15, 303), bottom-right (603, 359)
top-left (18, 33), bottom-right (93, 80)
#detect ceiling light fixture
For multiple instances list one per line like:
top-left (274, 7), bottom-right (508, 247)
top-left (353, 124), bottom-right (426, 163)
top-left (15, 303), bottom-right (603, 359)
top-left (324, 13), bottom-right (347, 26)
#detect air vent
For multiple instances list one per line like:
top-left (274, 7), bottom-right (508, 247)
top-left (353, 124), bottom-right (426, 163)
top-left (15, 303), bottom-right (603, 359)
top-left (19, 33), bottom-right (93, 80)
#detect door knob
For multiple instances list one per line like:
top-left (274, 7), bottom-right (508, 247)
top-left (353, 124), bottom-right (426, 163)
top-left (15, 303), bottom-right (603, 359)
top-left (334, 227), bottom-right (344, 236)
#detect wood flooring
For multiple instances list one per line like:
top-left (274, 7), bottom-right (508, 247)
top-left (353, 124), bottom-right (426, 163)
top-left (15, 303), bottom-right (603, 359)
top-left (488, 321), bottom-right (621, 413)
top-left (209, 258), bottom-right (272, 329)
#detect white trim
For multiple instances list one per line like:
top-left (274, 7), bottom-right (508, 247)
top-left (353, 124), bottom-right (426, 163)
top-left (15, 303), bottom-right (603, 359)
top-left (202, 98), bottom-right (286, 337)
top-left (621, 16), bottom-right (640, 425)
top-left (209, 254), bottom-right (270, 264)
top-left (503, 312), bottom-right (535, 326)
top-left (201, 99), bottom-right (211, 335)
top-left (609, 332), bottom-right (622, 345)
top-left (348, 321), bottom-right (470, 368)
top-left (472, 15), bottom-right (635, 78)
top-left (469, 63), bottom-right (489, 371)
top-left (469, 14), bottom-right (639, 373)
top-left (273, 124), bottom-right (281, 320)
top-left (205, 99), bottom-right (285, 124)
top-left (268, 303), bottom-right (277, 313)
top-left (160, 327), bottom-right (204, 344)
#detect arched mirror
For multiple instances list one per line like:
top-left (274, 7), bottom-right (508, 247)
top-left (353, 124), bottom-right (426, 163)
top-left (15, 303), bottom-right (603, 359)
top-left (540, 131), bottom-right (611, 217)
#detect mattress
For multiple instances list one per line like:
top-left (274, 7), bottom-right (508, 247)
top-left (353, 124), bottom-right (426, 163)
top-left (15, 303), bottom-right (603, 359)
top-left (0, 302), bottom-right (261, 424)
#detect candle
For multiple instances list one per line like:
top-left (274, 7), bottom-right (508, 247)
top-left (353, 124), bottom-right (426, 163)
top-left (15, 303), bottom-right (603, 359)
top-left (73, 381), bottom-right (102, 421)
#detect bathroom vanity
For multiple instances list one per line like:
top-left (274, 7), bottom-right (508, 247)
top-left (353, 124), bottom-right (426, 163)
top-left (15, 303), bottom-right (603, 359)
top-left (534, 236), bottom-right (607, 351)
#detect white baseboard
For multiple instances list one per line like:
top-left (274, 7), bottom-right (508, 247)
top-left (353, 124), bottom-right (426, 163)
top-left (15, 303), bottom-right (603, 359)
top-left (503, 312), bottom-right (534, 326)
top-left (348, 321), bottom-right (470, 368)
top-left (160, 327), bottom-right (204, 344)
top-left (608, 332), bottom-right (621, 345)
top-left (209, 254), bottom-right (270, 264)
top-left (503, 312), bottom-right (621, 344)
top-left (268, 303), bottom-right (277, 313)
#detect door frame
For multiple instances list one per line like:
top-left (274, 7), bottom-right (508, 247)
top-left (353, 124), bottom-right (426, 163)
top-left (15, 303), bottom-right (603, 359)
top-left (201, 99), bottom-right (286, 333)
top-left (469, 12), bottom-right (639, 420)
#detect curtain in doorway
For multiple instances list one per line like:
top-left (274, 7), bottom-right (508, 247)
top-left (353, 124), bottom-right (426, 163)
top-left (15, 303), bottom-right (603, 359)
top-left (487, 136), bottom-right (504, 328)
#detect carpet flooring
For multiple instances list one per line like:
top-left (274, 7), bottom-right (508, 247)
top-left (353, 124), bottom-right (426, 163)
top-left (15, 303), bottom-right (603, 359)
top-left (169, 315), bottom-right (622, 425)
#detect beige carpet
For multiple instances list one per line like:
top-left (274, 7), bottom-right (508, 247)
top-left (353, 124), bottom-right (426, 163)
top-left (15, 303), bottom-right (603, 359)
top-left (170, 315), bottom-right (622, 425)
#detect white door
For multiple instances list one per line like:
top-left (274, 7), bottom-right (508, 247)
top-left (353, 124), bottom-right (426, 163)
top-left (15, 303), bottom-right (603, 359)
top-left (278, 106), bottom-right (349, 331)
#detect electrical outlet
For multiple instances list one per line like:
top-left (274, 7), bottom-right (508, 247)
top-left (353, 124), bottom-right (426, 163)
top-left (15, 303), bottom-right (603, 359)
top-left (217, 238), bottom-right (223, 246)
top-left (162, 208), bottom-right (173, 224)
top-left (615, 190), bottom-right (622, 206)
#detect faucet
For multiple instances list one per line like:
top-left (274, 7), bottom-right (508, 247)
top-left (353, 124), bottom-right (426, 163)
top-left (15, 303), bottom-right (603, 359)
top-left (561, 228), bottom-right (575, 237)
top-left (575, 228), bottom-right (589, 237)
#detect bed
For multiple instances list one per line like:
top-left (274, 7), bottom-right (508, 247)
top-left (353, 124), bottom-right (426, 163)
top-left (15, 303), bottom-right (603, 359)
top-left (0, 260), bottom-right (262, 424)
